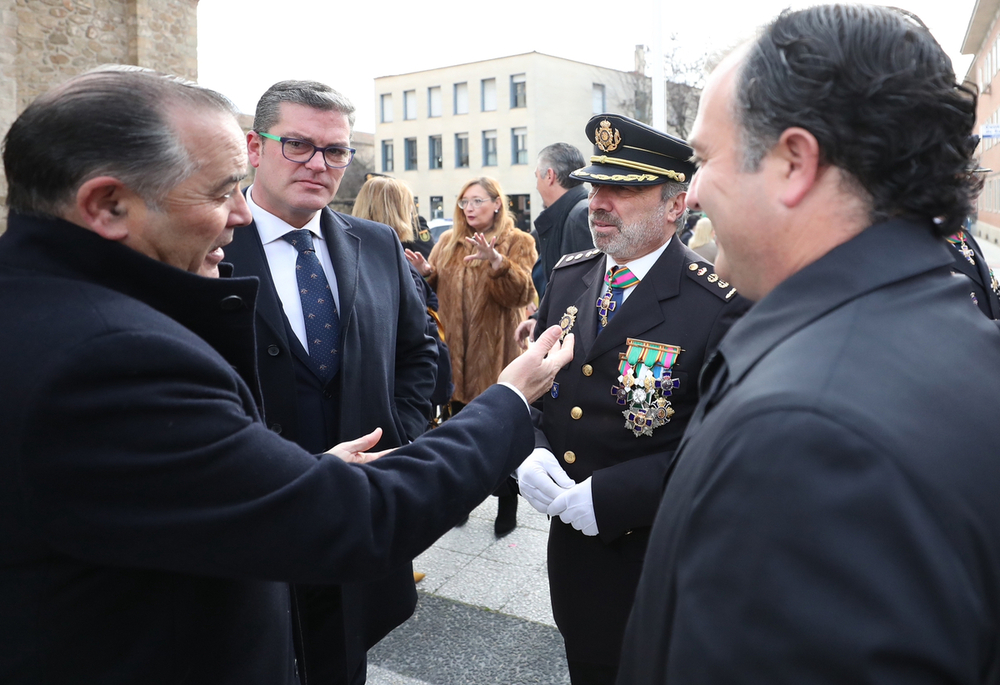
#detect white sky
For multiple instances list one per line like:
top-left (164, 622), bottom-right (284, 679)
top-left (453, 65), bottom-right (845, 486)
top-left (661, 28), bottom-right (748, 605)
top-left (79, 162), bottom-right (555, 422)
top-left (198, 0), bottom-right (978, 133)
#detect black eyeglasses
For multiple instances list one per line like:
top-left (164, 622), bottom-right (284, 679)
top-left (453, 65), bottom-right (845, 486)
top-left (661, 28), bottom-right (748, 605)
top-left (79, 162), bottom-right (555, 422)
top-left (257, 131), bottom-right (356, 169)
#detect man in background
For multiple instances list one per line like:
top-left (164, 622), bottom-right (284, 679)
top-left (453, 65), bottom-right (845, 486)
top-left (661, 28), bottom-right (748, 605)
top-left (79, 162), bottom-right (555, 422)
top-left (531, 142), bottom-right (593, 299)
top-left (224, 80), bottom-right (436, 684)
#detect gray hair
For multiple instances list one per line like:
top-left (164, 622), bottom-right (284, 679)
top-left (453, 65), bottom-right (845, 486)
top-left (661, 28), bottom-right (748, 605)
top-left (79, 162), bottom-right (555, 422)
top-left (3, 65), bottom-right (237, 217)
top-left (659, 180), bottom-right (689, 231)
top-left (537, 143), bottom-right (586, 189)
top-left (253, 80), bottom-right (356, 138)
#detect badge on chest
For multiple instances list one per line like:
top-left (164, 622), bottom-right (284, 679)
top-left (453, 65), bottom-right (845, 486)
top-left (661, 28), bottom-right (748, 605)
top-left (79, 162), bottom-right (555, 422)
top-left (611, 338), bottom-right (682, 437)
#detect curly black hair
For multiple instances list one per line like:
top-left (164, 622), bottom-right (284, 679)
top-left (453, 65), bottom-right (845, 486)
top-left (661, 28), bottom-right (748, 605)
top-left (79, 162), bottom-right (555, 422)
top-left (736, 4), bottom-right (981, 237)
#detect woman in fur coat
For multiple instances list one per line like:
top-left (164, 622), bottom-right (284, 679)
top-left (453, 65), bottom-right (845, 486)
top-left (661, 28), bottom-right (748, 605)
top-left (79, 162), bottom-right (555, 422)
top-left (407, 177), bottom-right (537, 536)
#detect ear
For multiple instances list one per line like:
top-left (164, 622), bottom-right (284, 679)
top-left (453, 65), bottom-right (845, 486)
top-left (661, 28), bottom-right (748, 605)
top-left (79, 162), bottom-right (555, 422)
top-left (665, 190), bottom-right (687, 224)
top-left (772, 127), bottom-right (820, 208)
top-left (247, 130), bottom-right (263, 169)
top-left (70, 176), bottom-right (138, 241)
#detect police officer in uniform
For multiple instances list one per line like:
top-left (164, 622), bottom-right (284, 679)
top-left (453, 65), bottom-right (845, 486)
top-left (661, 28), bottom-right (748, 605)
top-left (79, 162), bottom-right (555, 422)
top-left (946, 225), bottom-right (1000, 319)
top-left (514, 114), bottom-right (750, 685)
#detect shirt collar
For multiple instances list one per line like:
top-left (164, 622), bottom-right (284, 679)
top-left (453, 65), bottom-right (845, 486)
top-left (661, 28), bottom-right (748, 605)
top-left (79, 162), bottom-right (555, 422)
top-left (246, 185), bottom-right (324, 245)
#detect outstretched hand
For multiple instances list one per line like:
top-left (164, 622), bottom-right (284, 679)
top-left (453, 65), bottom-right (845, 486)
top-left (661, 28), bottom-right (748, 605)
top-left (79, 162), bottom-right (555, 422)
top-left (325, 427), bottom-right (393, 464)
top-left (405, 249), bottom-right (433, 277)
top-left (463, 233), bottom-right (502, 269)
top-left (498, 324), bottom-right (574, 404)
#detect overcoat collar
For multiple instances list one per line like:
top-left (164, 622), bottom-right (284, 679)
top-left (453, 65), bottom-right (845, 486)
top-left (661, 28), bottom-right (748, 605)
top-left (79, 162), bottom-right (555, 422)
top-left (716, 218), bottom-right (955, 388)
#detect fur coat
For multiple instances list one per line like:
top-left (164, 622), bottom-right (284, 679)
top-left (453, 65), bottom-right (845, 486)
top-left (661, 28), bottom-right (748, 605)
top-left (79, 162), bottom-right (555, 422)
top-left (428, 225), bottom-right (537, 403)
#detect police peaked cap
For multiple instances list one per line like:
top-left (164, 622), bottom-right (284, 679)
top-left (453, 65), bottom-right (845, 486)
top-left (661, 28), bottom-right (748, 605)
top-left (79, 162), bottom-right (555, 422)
top-left (570, 113), bottom-right (695, 187)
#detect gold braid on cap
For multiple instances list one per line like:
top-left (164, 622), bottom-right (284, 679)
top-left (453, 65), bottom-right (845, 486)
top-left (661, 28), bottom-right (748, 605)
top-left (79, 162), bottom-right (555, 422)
top-left (589, 155), bottom-right (686, 183)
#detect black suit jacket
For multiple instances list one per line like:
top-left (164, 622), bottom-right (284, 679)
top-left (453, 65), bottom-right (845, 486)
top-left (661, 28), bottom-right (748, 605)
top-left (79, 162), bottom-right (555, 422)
top-left (533, 239), bottom-right (749, 666)
top-left (224, 204), bottom-right (437, 683)
top-left (619, 220), bottom-right (1000, 684)
top-left (0, 212), bottom-right (533, 684)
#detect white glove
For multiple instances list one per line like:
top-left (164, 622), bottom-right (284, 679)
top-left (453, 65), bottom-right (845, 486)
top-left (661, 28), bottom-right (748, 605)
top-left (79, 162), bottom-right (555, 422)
top-left (515, 448), bottom-right (575, 513)
top-left (547, 477), bottom-right (599, 536)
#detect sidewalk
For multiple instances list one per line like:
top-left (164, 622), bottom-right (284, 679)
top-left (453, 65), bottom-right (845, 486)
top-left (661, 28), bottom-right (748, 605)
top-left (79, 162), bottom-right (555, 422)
top-left (368, 497), bottom-right (570, 685)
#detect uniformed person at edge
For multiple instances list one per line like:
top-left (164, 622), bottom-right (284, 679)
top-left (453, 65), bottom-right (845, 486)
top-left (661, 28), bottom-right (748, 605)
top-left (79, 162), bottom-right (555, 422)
top-left (513, 113), bottom-right (751, 685)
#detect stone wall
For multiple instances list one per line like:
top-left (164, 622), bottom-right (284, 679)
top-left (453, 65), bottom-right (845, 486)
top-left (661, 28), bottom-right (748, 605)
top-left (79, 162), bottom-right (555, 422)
top-left (0, 0), bottom-right (199, 231)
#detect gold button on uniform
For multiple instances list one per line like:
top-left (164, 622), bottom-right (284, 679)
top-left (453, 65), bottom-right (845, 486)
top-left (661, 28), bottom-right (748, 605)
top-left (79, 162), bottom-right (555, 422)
top-left (564, 451), bottom-right (576, 464)
top-left (582, 364), bottom-right (593, 376)
top-left (571, 406), bottom-right (583, 420)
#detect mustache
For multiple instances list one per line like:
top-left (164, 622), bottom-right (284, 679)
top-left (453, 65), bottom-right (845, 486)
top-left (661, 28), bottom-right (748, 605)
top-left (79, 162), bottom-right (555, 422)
top-left (589, 210), bottom-right (622, 229)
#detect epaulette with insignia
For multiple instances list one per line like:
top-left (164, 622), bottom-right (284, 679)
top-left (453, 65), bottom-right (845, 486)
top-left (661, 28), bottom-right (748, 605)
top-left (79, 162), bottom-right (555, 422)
top-left (554, 248), bottom-right (603, 270)
top-left (686, 262), bottom-right (739, 301)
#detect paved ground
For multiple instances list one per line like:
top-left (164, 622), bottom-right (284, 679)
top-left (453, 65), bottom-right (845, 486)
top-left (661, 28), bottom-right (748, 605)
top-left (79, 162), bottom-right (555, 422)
top-left (367, 496), bottom-right (570, 685)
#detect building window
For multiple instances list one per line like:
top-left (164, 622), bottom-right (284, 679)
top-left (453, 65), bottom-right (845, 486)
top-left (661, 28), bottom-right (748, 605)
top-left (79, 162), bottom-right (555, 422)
top-left (404, 90), bottom-right (416, 120)
top-left (380, 94), bottom-right (393, 123)
top-left (405, 137), bottom-right (417, 170)
top-left (482, 78), bottom-right (496, 112)
top-left (428, 86), bottom-right (442, 118)
top-left (429, 135), bottom-right (443, 169)
top-left (430, 196), bottom-right (444, 220)
top-left (508, 194), bottom-right (531, 231)
top-left (454, 82), bottom-right (468, 114)
top-left (592, 84), bottom-right (606, 114)
top-left (381, 140), bottom-right (394, 173)
top-left (455, 132), bottom-right (469, 168)
top-left (510, 74), bottom-right (526, 108)
top-left (511, 127), bottom-right (527, 165)
top-left (483, 130), bottom-right (497, 166)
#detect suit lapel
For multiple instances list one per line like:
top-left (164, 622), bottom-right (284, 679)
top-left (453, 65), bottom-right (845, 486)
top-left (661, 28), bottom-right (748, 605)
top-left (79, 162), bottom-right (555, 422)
top-left (567, 258), bottom-right (603, 360)
top-left (321, 208), bottom-right (360, 335)
top-left (587, 239), bottom-right (683, 362)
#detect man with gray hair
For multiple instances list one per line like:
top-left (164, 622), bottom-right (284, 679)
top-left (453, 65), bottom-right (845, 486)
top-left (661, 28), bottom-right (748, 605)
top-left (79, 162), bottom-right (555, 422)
top-left (516, 114), bottom-right (748, 685)
top-left (532, 142), bottom-right (593, 298)
top-left (225, 81), bottom-right (436, 684)
top-left (0, 67), bottom-right (572, 685)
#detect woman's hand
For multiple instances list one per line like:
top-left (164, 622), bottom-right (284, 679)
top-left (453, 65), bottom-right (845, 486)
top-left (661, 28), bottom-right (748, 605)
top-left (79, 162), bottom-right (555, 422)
top-left (405, 249), bottom-right (433, 277)
top-left (464, 233), bottom-right (502, 270)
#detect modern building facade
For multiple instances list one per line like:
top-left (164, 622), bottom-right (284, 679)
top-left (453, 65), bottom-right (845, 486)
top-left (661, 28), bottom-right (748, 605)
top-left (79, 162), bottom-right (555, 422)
top-left (374, 52), bottom-right (650, 230)
top-left (963, 0), bottom-right (1000, 245)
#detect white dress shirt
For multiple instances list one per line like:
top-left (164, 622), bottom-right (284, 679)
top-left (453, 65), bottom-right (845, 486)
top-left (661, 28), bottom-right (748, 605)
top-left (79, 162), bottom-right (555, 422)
top-left (601, 237), bottom-right (671, 303)
top-left (246, 185), bottom-right (341, 351)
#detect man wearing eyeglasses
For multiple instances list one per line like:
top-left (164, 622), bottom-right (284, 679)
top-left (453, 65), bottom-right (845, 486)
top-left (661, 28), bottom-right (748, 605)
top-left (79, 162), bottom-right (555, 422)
top-left (224, 80), bottom-right (437, 685)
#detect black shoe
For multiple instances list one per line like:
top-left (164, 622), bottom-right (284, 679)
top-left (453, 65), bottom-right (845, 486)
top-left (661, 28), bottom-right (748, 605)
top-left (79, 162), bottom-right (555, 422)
top-left (454, 513), bottom-right (469, 527)
top-left (494, 495), bottom-right (518, 538)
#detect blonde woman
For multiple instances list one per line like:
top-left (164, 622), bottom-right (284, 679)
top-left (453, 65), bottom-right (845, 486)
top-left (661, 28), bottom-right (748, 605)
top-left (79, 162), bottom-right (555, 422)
top-left (407, 177), bottom-right (537, 536)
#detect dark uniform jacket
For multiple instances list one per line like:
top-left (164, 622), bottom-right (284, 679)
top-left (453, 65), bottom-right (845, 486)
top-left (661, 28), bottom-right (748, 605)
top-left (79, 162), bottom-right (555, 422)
top-left (225, 204), bottom-right (437, 683)
top-left (948, 227), bottom-right (1000, 319)
top-left (534, 238), bottom-right (750, 666)
top-left (618, 219), bottom-right (1000, 684)
top-left (0, 212), bottom-right (532, 684)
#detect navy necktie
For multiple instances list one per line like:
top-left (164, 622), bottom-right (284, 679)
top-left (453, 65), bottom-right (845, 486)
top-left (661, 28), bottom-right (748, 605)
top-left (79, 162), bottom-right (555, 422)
top-left (282, 229), bottom-right (340, 381)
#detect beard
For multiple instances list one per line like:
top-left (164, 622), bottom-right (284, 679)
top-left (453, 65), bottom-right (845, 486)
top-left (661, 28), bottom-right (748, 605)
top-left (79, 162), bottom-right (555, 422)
top-left (589, 202), bottom-right (668, 261)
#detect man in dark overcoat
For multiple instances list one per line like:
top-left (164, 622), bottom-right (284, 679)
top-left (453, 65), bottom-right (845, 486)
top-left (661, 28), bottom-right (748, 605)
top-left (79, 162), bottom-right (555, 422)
top-left (617, 6), bottom-right (1000, 683)
top-left (0, 67), bottom-right (573, 685)
top-left (515, 114), bottom-right (749, 685)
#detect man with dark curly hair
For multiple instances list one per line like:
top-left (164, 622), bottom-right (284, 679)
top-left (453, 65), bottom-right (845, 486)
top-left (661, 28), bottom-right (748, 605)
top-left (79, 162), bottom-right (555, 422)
top-left (617, 5), bottom-right (1000, 684)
